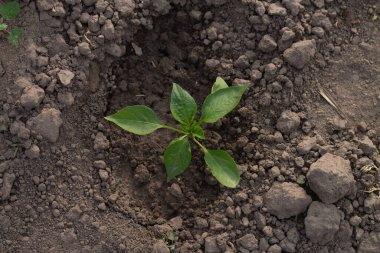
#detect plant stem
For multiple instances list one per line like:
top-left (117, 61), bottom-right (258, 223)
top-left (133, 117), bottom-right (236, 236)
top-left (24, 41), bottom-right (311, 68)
top-left (193, 137), bottom-right (208, 153)
top-left (163, 125), bottom-right (187, 135)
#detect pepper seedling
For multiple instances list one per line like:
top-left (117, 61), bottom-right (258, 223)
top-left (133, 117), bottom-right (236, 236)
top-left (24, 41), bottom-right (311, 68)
top-left (0, 1), bottom-right (23, 47)
top-left (105, 77), bottom-right (249, 188)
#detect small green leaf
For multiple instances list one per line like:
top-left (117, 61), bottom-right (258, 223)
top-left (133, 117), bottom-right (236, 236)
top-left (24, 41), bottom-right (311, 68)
top-left (170, 83), bottom-right (197, 125)
top-left (164, 136), bottom-right (191, 181)
top-left (0, 1), bottom-right (20, 21)
top-left (0, 23), bottom-right (8, 31)
top-left (192, 125), bottom-right (205, 139)
top-left (204, 149), bottom-right (240, 188)
top-left (211, 77), bottom-right (228, 93)
top-left (7, 27), bottom-right (23, 47)
top-left (200, 85), bottom-right (248, 123)
top-left (105, 105), bottom-right (164, 135)
top-left (168, 229), bottom-right (175, 241)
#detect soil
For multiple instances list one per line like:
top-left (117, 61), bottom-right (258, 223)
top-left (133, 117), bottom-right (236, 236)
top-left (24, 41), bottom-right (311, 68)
top-left (0, 0), bottom-right (379, 253)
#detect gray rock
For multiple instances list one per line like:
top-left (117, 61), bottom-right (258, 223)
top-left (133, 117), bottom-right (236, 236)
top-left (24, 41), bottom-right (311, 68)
top-left (282, 0), bottom-right (303, 16)
top-left (58, 69), bottom-right (75, 86)
top-left (57, 92), bottom-right (74, 107)
top-left (268, 3), bottom-right (287, 16)
top-left (78, 42), bottom-right (91, 56)
top-left (307, 153), bottom-right (355, 204)
top-left (280, 238), bottom-right (296, 252)
top-left (20, 85), bottom-right (45, 110)
top-left (358, 136), bottom-right (377, 156)
top-left (268, 244), bottom-right (282, 253)
top-left (99, 169), bottom-right (109, 181)
top-left (114, 0), bottom-right (134, 16)
top-left (297, 136), bottom-right (317, 155)
top-left (94, 132), bottom-right (110, 151)
top-left (305, 201), bottom-right (341, 245)
top-left (204, 236), bottom-right (221, 253)
top-left (101, 20), bottom-right (115, 40)
top-left (106, 43), bottom-right (126, 57)
top-left (363, 193), bottom-right (380, 213)
top-left (25, 144), bottom-right (40, 159)
top-left (284, 40), bottom-right (316, 69)
top-left (1, 173), bottom-right (16, 200)
top-left (34, 108), bottom-right (63, 142)
top-left (152, 241), bottom-right (170, 253)
top-left (60, 228), bottom-right (77, 245)
top-left (237, 234), bottom-right (258, 251)
top-left (311, 12), bottom-right (332, 31)
top-left (153, 0), bottom-right (171, 14)
top-left (358, 232), bottom-right (380, 253)
top-left (258, 35), bottom-right (277, 53)
top-left (276, 110), bottom-right (300, 134)
top-left (66, 205), bottom-right (82, 221)
top-left (264, 182), bottom-right (312, 219)
top-left (312, 0), bottom-right (325, 8)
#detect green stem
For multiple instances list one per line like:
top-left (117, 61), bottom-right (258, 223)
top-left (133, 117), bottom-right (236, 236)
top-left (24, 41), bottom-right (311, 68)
top-left (193, 137), bottom-right (208, 153)
top-left (163, 125), bottom-right (187, 135)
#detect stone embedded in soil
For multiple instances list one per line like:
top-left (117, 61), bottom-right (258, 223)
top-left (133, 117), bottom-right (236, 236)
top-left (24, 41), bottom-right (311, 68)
top-left (152, 0), bottom-right (171, 14)
top-left (1, 173), bottom-right (16, 200)
top-left (283, 40), bottom-right (316, 69)
top-left (98, 169), bottom-right (109, 181)
top-left (311, 12), bottom-right (333, 31)
top-left (305, 201), bottom-right (341, 245)
top-left (268, 3), bottom-right (287, 16)
top-left (60, 228), bottom-right (78, 245)
top-left (106, 43), bottom-right (126, 57)
top-left (258, 35), bottom-right (278, 53)
top-left (20, 85), bottom-right (45, 110)
top-left (57, 69), bottom-right (75, 86)
top-left (25, 144), bottom-right (40, 159)
top-left (114, 0), bottom-right (134, 16)
top-left (33, 108), bottom-right (63, 143)
top-left (307, 153), bottom-right (355, 204)
top-left (101, 20), bottom-right (115, 40)
top-left (152, 240), bottom-right (170, 253)
top-left (297, 136), bottom-right (317, 155)
top-left (276, 110), bottom-right (300, 135)
top-left (358, 136), bottom-right (377, 156)
top-left (204, 236), bottom-right (221, 253)
top-left (358, 232), bottom-right (380, 253)
top-left (237, 234), bottom-right (259, 251)
top-left (264, 182), bottom-right (312, 219)
top-left (282, 0), bottom-right (303, 16)
top-left (363, 193), bottom-right (380, 213)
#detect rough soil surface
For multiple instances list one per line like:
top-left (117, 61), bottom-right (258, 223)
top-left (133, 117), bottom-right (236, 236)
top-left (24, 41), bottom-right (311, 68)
top-left (0, 0), bottom-right (379, 252)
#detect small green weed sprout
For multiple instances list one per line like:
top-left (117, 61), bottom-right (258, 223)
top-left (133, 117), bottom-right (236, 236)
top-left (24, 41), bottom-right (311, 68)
top-left (105, 77), bottom-right (249, 188)
top-left (0, 1), bottom-right (23, 47)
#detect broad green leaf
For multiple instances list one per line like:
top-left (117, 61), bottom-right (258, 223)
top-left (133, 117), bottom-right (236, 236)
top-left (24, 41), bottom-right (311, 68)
top-left (170, 83), bottom-right (197, 125)
top-left (200, 85), bottom-right (248, 123)
top-left (0, 23), bottom-right (7, 31)
top-left (164, 136), bottom-right (191, 181)
top-left (0, 1), bottom-right (20, 21)
top-left (204, 149), bottom-right (240, 188)
top-left (7, 27), bottom-right (23, 47)
top-left (105, 105), bottom-right (164, 135)
top-left (211, 77), bottom-right (228, 93)
top-left (192, 125), bottom-right (205, 139)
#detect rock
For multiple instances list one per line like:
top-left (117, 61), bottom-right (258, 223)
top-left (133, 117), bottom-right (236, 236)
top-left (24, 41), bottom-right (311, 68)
top-left (25, 144), bottom-right (40, 159)
top-left (276, 110), bottom-right (300, 134)
top-left (152, 241), bottom-right (170, 253)
top-left (305, 201), bottom-right (341, 245)
top-left (60, 228), bottom-right (77, 245)
top-left (284, 40), bottom-right (316, 69)
top-left (106, 43), bottom-right (126, 57)
top-left (152, 0), bottom-right (171, 14)
top-left (93, 132), bottom-right (110, 151)
top-left (358, 232), bottom-right (380, 253)
top-left (307, 153), bottom-right (355, 204)
top-left (34, 108), bottom-right (63, 143)
top-left (258, 35), bottom-right (277, 53)
top-left (194, 217), bottom-right (208, 229)
top-left (57, 92), bottom-right (75, 107)
top-left (264, 182), bottom-right (312, 219)
top-left (204, 236), bottom-right (221, 253)
top-left (297, 136), bottom-right (317, 155)
top-left (101, 20), bottom-right (115, 40)
top-left (58, 70), bottom-right (75, 86)
top-left (312, 0), bottom-right (325, 8)
top-left (311, 12), bottom-right (332, 31)
top-left (134, 164), bottom-right (150, 184)
top-left (358, 136), bottom-right (377, 156)
top-left (99, 169), bottom-right (109, 181)
top-left (268, 3), bottom-right (287, 16)
top-left (363, 193), bottom-right (380, 213)
top-left (20, 85), bottom-right (45, 110)
top-left (268, 244), bottom-right (282, 253)
top-left (1, 173), bottom-right (16, 200)
top-left (279, 238), bottom-right (296, 252)
top-left (282, 0), bottom-right (303, 16)
top-left (114, 0), bottom-right (134, 16)
top-left (66, 205), bottom-right (82, 221)
top-left (237, 234), bottom-right (258, 251)
top-left (78, 42), bottom-right (91, 56)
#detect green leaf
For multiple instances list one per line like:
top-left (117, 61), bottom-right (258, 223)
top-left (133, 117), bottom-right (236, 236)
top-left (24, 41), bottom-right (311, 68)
top-left (192, 125), bottom-right (205, 139)
top-left (200, 85), bottom-right (248, 123)
top-left (170, 83), bottom-right (197, 125)
top-left (0, 1), bottom-right (20, 21)
top-left (0, 23), bottom-right (8, 31)
top-left (7, 27), bottom-right (23, 47)
top-left (204, 149), bottom-right (240, 188)
top-left (211, 77), bottom-right (228, 93)
top-left (164, 136), bottom-right (191, 181)
top-left (105, 105), bottom-right (164, 135)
